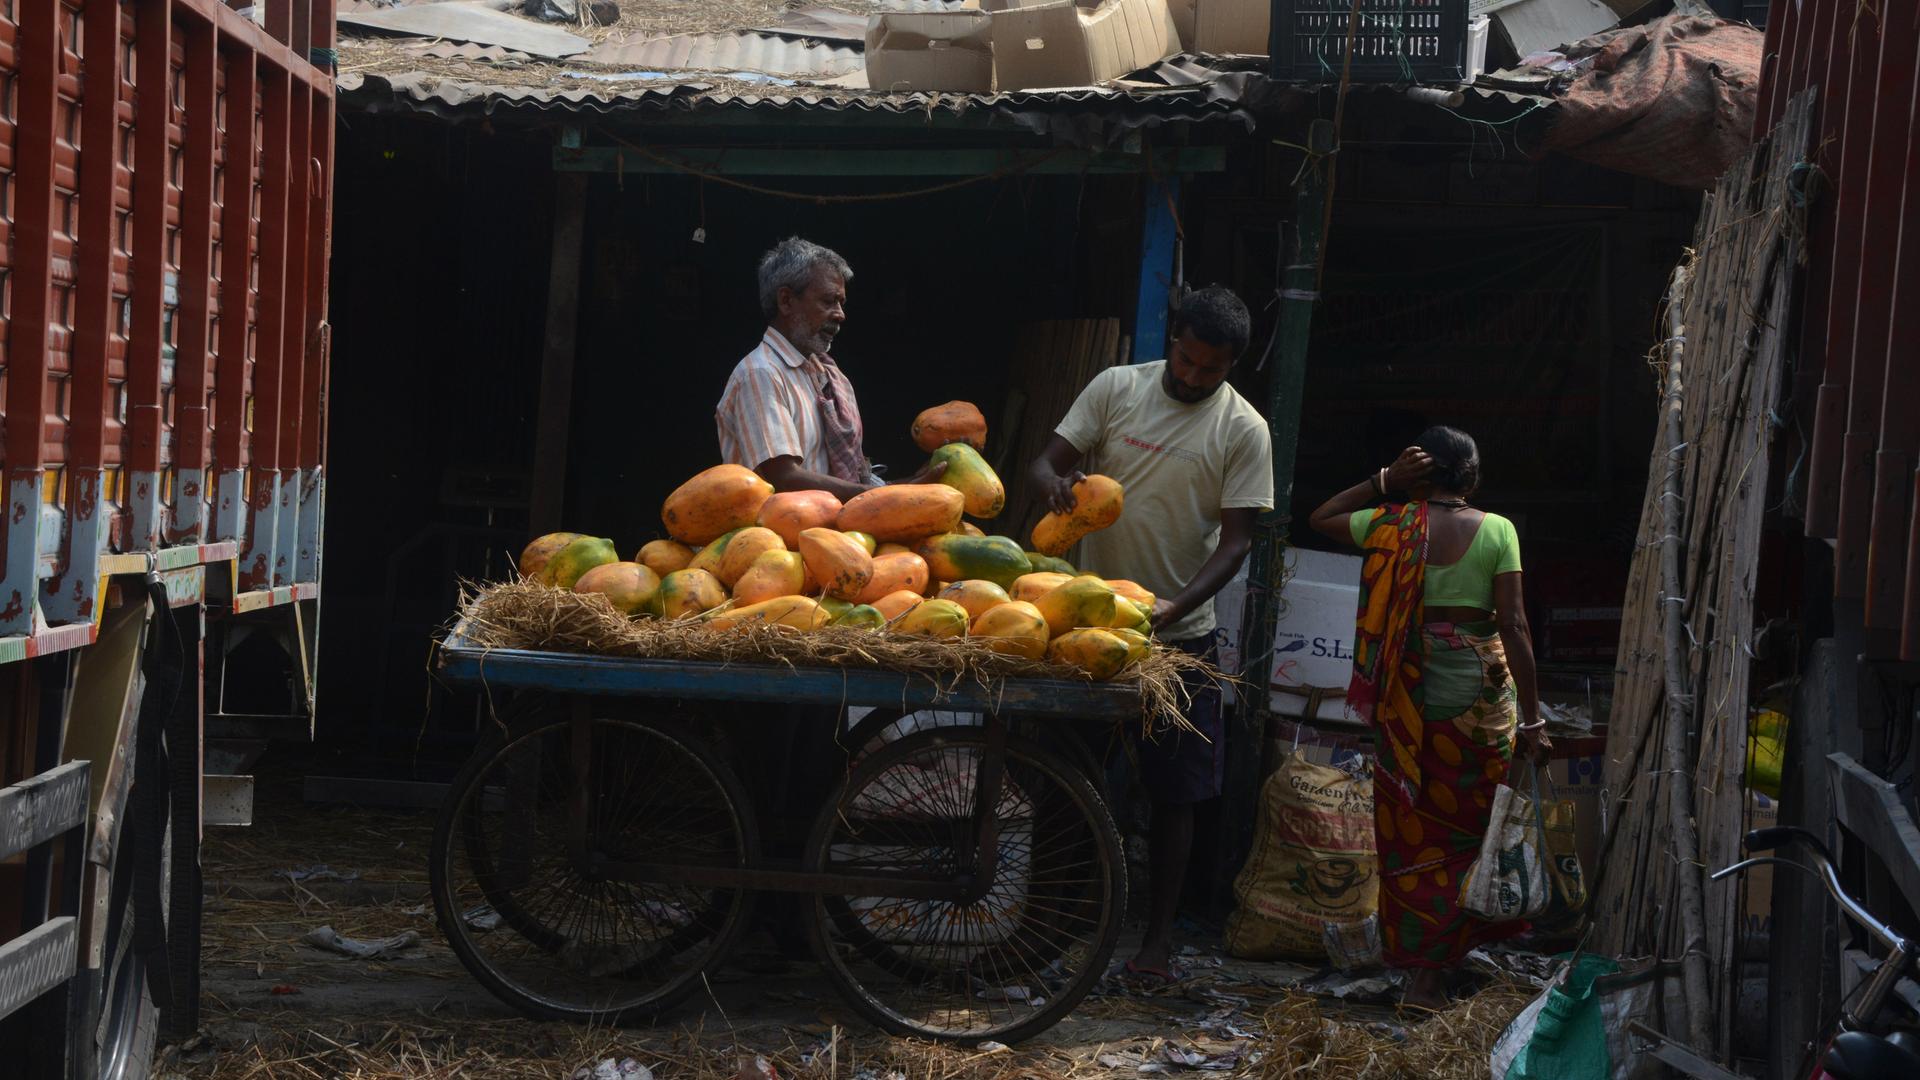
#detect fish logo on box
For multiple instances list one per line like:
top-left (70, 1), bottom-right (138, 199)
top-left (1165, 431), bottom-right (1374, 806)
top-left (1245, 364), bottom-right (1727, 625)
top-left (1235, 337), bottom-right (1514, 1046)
top-left (1272, 635), bottom-right (1355, 661)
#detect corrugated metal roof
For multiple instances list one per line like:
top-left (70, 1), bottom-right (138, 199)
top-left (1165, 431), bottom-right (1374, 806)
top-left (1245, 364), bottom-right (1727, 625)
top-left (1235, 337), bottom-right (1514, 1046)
top-left (333, 3), bottom-right (1278, 127)
top-left (414, 42), bottom-right (539, 64)
top-left (336, 64), bottom-right (1259, 120)
top-left (582, 31), bottom-right (862, 77)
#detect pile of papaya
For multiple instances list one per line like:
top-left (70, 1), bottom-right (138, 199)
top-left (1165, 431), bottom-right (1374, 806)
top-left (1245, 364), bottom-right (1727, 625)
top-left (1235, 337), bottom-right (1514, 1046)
top-left (517, 401), bottom-right (1148, 680)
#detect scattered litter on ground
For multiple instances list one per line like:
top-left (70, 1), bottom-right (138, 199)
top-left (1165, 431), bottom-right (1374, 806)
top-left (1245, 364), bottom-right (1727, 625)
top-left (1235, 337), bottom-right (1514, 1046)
top-left (301, 925), bottom-right (422, 960)
top-left (279, 864), bottom-right (361, 884)
top-left (1302, 968), bottom-right (1405, 1003)
top-left (1468, 946), bottom-right (1561, 988)
top-left (173, 765), bottom-right (1546, 1080)
top-left (572, 1058), bottom-right (654, 1080)
top-left (463, 903), bottom-right (504, 931)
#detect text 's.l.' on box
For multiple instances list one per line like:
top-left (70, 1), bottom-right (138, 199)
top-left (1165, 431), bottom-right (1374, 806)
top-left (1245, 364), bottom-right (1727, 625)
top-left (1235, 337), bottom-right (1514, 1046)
top-left (1268, 548), bottom-right (1363, 723)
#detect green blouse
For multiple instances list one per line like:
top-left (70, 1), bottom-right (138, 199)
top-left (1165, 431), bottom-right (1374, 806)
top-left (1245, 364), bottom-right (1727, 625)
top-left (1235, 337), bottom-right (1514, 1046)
top-left (1349, 509), bottom-right (1522, 610)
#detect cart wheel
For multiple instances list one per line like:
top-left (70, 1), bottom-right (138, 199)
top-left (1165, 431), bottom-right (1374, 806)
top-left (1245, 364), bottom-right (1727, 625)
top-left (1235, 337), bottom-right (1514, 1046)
top-left (839, 710), bottom-right (1107, 797)
top-left (431, 704), bottom-right (757, 1024)
top-left (803, 727), bottom-right (1124, 1043)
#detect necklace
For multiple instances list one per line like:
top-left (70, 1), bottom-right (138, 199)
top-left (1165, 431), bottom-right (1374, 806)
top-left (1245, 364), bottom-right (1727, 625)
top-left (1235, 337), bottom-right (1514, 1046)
top-left (1427, 498), bottom-right (1469, 509)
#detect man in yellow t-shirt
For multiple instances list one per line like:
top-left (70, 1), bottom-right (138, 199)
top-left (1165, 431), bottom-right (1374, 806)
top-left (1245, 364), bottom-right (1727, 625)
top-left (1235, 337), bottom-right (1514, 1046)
top-left (1027, 286), bottom-right (1274, 982)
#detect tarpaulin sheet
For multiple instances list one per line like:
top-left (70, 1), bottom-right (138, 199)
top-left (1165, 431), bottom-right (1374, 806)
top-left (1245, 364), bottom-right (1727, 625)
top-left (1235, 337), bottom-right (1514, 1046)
top-left (1541, 15), bottom-right (1762, 190)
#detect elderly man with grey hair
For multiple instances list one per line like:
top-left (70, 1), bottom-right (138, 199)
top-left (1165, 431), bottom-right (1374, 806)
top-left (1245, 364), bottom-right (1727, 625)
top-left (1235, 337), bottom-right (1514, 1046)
top-left (716, 236), bottom-right (941, 499)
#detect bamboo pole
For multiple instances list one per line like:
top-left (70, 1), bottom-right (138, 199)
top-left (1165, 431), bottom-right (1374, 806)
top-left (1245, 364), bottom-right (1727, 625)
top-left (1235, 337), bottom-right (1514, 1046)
top-left (1656, 262), bottom-right (1713, 1052)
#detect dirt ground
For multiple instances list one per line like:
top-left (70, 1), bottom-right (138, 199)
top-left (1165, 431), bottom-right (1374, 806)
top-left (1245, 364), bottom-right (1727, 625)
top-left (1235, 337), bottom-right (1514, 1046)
top-left (154, 770), bottom-right (1538, 1079)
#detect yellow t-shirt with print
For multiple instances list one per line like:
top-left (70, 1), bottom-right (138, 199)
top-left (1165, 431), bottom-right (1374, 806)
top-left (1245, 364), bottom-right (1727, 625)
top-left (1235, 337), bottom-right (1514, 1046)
top-left (1054, 361), bottom-right (1274, 642)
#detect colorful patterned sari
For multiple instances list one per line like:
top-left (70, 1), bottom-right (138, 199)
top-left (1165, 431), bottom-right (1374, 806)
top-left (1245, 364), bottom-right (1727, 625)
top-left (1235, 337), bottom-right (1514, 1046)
top-left (1347, 505), bottom-right (1524, 969)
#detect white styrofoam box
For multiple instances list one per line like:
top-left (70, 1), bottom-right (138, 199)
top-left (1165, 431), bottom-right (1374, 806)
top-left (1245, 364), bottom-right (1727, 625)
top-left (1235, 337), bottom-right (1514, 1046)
top-left (1268, 548), bottom-right (1364, 722)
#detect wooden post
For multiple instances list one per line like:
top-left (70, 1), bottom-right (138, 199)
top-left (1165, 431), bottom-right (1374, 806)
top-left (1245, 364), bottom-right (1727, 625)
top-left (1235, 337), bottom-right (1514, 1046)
top-left (529, 155), bottom-right (590, 536)
top-left (1655, 264), bottom-right (1714, 1053)
top-left (1223, 121), bottom-right (1331, 910)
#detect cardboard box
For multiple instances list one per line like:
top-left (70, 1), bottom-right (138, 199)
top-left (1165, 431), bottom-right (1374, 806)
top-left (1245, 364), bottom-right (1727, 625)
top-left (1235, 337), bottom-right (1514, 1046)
top-left (1168, 0), bottom-right (1196, 49)
top-left (865, 10), bottom-right (995, 93)
top-left (1266, 548), bottom-right (1364, 724)
top-left (1192, 0), bottom-right (1267, 55)
top-left (1488, 0), bottom-right (1620, 61)
top-left (990, 0), bottom-right (1180, 91)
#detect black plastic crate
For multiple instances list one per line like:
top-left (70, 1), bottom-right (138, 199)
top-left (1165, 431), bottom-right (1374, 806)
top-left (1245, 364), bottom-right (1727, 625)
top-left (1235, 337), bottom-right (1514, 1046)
top-left (1270, 0), bottom-right (1470, 84)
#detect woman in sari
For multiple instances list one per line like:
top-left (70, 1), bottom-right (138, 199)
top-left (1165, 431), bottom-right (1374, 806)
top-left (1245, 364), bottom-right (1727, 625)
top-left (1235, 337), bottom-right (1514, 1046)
top-left (1308, 426), bottom-right (1550, 1008)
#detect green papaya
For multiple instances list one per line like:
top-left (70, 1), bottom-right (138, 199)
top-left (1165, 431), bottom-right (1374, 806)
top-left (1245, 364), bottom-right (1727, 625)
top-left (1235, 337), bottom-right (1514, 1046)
top-left (930, 442), bottom-right (1006, 519)
top-left (1024, 552), bottom-right (1077, 576)
top-left (540, 535), bottom-right (618, 590)
top-left (914, 534), bottom-right (1031, 590)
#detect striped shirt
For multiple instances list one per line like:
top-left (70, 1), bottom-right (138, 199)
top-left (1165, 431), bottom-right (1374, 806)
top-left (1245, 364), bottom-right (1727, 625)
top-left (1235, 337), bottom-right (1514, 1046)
top-left (716, 328), bottom-right (867, 478)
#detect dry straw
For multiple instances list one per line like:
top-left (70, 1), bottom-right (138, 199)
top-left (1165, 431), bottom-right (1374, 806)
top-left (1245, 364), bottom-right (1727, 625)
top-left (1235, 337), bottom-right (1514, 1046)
top-left (451, 581), bottom-right (1217, 735)
top-left (1253, 981), bottom-right (1536, 1080)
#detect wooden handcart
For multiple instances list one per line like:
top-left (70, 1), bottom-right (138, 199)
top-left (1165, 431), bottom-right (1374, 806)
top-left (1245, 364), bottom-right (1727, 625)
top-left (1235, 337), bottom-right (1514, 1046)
top-left (430, 625), bottom-right (1136, 1043)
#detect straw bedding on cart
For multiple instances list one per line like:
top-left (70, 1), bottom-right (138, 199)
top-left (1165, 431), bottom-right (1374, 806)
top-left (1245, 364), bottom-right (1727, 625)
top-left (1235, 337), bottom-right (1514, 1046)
top-left (454, 580), bottom-right (1215, 734)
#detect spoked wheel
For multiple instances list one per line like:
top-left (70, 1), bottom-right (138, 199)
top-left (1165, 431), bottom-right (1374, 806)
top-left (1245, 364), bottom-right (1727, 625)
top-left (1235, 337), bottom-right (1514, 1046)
top-left (838, 709), bottom-right (1108, 800)
top-left (430, 700), bottom-right (757, 1024)
top-left (804, 726), bottom-right (1124, 1043)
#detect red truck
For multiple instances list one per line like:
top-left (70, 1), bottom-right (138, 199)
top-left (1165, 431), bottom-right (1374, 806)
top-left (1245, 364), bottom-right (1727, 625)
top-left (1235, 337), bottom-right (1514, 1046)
top-left (0, 2), bottom-right (334, 1074)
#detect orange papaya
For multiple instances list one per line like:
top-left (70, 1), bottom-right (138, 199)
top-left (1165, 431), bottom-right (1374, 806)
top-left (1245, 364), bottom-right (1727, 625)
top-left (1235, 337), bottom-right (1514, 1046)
top-left (732, 550), bottom-right (805, 606)
top-left (894, 598), bottom-right (970, 638)
top-left (836, 485), bottom-right (964, 542)
top-left (938, 579), bottom-right (1011, 620)
top-left (662, 464), bottom-right (774, 546)
top-left (757, 490), bottom-right (844, 549)
top-left (704, 595), bottom-right (827, 633)
top-left (855, 552), bottom-right (930, 604)
top-left (636, 539), bottom-right (695, 579)
top-left (1048, 627), bottom-right (1132, 680)
top-left (717, 527), bottom-right (787, 588)
top-left (971, 600), bottom-right (1051, 659)
top-left (798, 527), bottom-right (875, 601)
top-left (910, 400), bottom-right (988, 452)
top-left (655, 569), bottom-right (728, 619)
top-left (870, 590), bottom-right (925, 622)
top-left (1030, 475), bottom-right (1124, 557)
top-left (573, 561), bottom-right (661, 617)
top-left (520, 532), bottom-right (582, 581)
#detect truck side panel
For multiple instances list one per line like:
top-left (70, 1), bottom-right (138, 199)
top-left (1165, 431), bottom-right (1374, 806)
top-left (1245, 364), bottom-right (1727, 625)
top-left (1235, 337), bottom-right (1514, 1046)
top-left (0, 0), bottom-right (336, 1058)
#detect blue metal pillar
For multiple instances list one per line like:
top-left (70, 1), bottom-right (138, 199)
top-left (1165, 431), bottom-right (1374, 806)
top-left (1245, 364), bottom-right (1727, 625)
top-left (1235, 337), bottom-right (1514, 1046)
top-left (1132, 173), bottom-right (1181, 363)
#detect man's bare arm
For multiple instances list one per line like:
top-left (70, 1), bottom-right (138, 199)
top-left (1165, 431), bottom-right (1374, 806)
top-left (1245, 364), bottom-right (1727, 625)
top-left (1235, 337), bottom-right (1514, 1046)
top-left (1152, 508), bottom-right (1258, 632)
top-left (1028, 436), bottom-right (1087, 516)
top-left (756, 456), bottom-right (948, 500)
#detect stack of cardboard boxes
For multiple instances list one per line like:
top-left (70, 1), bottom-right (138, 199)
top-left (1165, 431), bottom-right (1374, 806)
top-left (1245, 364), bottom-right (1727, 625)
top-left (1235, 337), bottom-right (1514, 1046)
top-left (866, 0), bottom-right (1274, 93)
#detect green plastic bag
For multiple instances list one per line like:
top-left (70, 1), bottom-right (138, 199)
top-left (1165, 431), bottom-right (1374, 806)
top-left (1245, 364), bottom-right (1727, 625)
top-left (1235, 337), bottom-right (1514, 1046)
top-left (1493, 954), bottom-right (1620, 1080)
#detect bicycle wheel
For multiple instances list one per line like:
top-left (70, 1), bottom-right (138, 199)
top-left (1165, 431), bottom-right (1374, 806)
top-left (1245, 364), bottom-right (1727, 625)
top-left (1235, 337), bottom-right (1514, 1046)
top-left (430, 704), bottom-right (756, 1024)
top-left (803, 726), bottom-right (1124, 1043)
